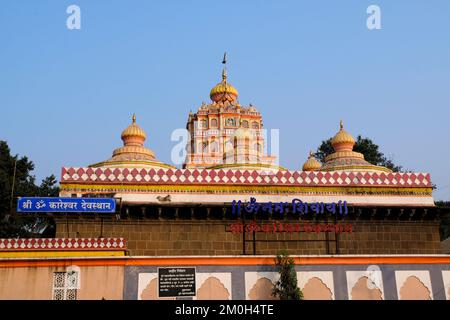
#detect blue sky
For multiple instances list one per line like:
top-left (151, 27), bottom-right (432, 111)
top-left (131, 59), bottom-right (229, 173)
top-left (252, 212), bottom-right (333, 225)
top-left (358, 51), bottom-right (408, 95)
top-left (1, 1), bottom-right (449, 200)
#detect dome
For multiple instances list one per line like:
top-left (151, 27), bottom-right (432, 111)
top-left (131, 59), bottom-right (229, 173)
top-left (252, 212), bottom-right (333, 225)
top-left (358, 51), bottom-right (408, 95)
top-left (319, 120), bottom-right (392, 173)
top-left (331, 120), bottom-right (355, 151)
top-left (89, 114), bottom-right (175, 170)
top-left (210, 68), bottom-right (238, 103)
top-left (121, 114), bottom-right (147, 142)
top-left (302, 151), bottom-right (322, 171)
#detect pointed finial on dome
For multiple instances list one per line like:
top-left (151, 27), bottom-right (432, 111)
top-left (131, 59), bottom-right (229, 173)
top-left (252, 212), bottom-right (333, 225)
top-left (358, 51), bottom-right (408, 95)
top-left (132, 113), bottom-right (136, 124)
top-left (222, 67), bottom-right (227, 82)
top-left (210, 52), bottom-right (238, 103)
top-left (309, 150), bottom-right (314, 157)
top-left (340, 120), bottom-right (344, 130)
top-left (222, 52), bottom-right (228, 82)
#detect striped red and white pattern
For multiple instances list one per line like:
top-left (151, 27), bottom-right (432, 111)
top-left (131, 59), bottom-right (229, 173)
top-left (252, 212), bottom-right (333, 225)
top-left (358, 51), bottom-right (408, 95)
top-left (61, 167), bottom-right (432, 188)
top-left (0, 238), bottom-right (126, 251)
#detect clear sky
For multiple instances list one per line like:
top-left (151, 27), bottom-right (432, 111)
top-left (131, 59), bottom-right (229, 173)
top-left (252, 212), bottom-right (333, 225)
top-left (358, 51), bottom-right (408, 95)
top-left (1, 1), bottom-right (449, 200)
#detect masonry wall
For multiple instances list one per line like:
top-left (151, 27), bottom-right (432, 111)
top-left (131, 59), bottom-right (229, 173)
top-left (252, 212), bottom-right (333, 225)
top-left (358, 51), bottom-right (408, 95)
top-left (55, 219), bottom-right (442, 256)
top-left (1, 256), bottom-right (450, 300)
top-left (0, 265), bottom-right (123, 300)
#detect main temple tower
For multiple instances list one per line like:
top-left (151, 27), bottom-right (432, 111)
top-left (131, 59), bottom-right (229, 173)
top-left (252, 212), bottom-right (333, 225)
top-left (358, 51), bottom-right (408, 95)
top-left (183, 54), bottom-right (277, 169)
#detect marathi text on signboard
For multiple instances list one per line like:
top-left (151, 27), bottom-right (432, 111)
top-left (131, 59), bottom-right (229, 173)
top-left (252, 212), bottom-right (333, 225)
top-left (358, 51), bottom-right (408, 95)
top-left (16, 197), bottom-right (116, 213)
top-left (232, 197), bottom-right (349, 216)
top-left (227, 221), bottom-right (353, 234)
top-left (158, 267), bottom-right (196, 298)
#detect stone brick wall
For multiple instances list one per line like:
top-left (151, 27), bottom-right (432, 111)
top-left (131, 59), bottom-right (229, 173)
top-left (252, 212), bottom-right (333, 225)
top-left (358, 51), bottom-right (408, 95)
top-left (54, 219), bottom-right (442, 256)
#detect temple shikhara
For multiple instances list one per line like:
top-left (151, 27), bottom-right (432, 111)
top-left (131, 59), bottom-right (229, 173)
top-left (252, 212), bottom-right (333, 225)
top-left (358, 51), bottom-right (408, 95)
top-left (1, 56), bottom-right (449, 301)
top-left (184, 65), bottom-right (277, 170)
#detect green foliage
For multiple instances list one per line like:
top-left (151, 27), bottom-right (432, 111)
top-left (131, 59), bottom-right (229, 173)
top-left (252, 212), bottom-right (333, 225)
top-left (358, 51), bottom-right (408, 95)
top-left (272, 250), bottom-right (303, 300)
top-left (0, 140), bottom-right (58, 238)
top-left (315, 135), bottom-right (403, 172)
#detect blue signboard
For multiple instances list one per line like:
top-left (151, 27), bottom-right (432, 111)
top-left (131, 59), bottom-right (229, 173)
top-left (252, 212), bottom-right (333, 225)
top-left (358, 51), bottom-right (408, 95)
top-left (17, 197), bottom-right (116, 213)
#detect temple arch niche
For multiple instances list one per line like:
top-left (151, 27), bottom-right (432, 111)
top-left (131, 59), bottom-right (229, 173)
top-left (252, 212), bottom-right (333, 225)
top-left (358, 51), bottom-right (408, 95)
top-left (196, 276), bottom-right (230, 300)
top-left (248, 277), bottom-right (279, 300)
top-left (140, 278), bottom-right (175, 300)
top-left (302, 277), bottom-right (333, 300)
top-left (399, 276), bottom-right (431, 300)
top-left (350, 276), bottom-right (383, 300)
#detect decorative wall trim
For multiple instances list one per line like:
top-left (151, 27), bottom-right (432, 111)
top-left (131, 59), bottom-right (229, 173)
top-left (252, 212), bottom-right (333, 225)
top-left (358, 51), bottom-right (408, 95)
top-left (0, 238), bottom-right (126, 251)
top-left (1, 255), bottom-right (450, 268)
top-left (61, 167), bottom-right (432, 188)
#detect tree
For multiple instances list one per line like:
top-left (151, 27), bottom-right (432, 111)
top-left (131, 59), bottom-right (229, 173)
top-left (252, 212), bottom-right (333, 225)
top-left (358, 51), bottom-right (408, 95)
top-left (38, 175), bottom-right (59, 197)
top-left (272, 250), bottom-right (303, 300)
top-left (0, 140), bottom-right (58, 238)
top-left (315, 135), bottom-right (403, 172)
top-left (0, 141), bottom-right (37, 216)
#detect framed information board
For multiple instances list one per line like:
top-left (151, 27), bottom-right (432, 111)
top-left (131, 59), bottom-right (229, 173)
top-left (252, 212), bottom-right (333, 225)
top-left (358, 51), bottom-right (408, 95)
top-left (158, 267), bottom-right (196, 298)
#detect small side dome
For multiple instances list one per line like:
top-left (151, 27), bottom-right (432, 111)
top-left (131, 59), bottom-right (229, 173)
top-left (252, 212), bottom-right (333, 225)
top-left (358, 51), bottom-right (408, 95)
top-left (121, 114), bottom-right (147, 143)
top-left (331, 120), bottom-right (355, 152)
top-left (89, 114), bottom-right (175, 170)
top-left (302, 151), bottom-right (322, 171)
top-left (319, 120), bottom-right (392, 173)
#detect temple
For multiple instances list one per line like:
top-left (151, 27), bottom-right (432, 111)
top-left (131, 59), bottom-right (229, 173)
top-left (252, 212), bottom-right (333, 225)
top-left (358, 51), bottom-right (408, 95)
top-left (1, 56), bottom-right (449, 300)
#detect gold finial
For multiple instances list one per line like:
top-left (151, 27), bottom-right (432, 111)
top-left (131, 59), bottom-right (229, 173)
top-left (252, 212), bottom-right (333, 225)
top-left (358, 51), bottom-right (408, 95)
top-left (222, 67), bottom-right (227, 82)
top-left (132, 114), bottom-right (136, 124)
top-left (339, 120), bottom-right (344, 130)
top-left (221, 52), bottom-right (228, 83)
top-left (309, 150), bottom-right (314, 157)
